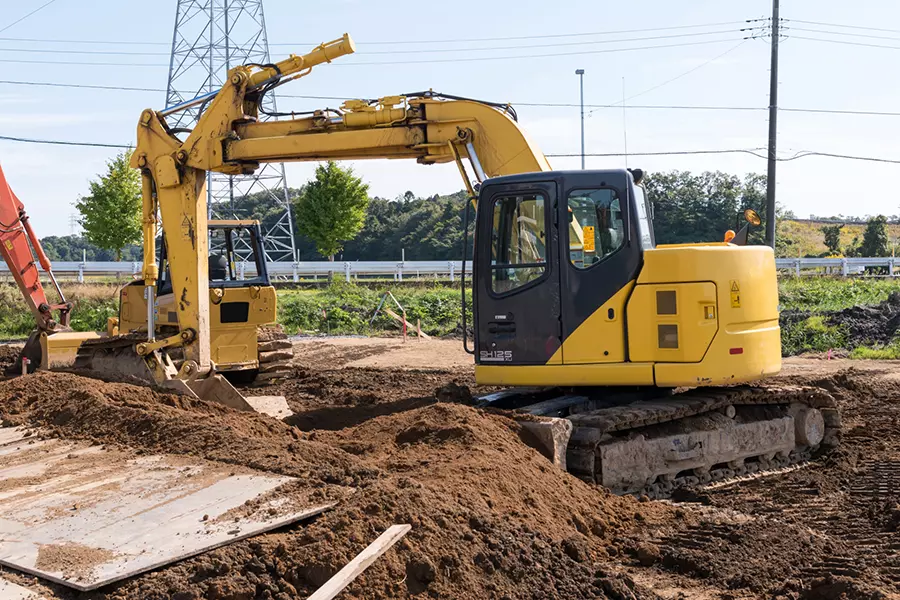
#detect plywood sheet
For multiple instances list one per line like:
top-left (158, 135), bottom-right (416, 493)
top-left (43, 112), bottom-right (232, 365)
top-left (0, 427), bottom-right (332, 591)
top-left (0, 576), bottom-right (47, 599)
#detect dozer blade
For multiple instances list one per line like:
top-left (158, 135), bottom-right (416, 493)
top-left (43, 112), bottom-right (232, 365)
top-left (9, 330), bottom-right (104, 375)
top-left (71, 333), bottom-right (292, 418)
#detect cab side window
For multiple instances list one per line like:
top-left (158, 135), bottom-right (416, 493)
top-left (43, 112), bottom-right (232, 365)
top-left (491, 193), bottom-right (548, 294)
top-left (567, 188), bottom-right (625, 269)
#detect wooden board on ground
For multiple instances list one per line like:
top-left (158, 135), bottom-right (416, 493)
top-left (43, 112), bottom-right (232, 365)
top-left (308, 524), bottom-right (411, 600)
top-left (0, 576), bottom-right (47, 599)
top-left (383, 308), bottom-right (431, 339)
top-left (0, 427), bottom-right (333, 591)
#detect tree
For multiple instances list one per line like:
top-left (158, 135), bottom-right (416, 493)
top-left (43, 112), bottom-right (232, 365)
top-left (643, 171), bottom-right (769, 246)
top-left (293, 162), bottom-right (370, 260)
top-left (859, 215), bottom-right (890, 257)
top-left (75, 150), bottom-right (142, 261)
top-left (821, 224), bottom-right (843, 255)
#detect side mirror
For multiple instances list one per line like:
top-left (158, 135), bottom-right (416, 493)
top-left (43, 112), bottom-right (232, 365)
top-left (744, 209), bottom-right (762, 226)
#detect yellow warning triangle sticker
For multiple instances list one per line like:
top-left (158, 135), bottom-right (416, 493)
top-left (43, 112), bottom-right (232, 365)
top-left (730, 281), bottom-right (740, 292)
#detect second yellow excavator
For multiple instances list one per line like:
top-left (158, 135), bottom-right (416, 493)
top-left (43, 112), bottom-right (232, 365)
top-left (64, 33), bottom-right (838, 497)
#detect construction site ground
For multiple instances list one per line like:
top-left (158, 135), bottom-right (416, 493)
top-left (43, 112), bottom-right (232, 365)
top-left (0, 338), bottom-right (897, 599)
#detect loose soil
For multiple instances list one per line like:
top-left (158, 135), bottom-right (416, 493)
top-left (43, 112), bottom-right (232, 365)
top-left (0, 340), bottom-right (898, 599)
top-left (783, 291), bottom-right (900, 349)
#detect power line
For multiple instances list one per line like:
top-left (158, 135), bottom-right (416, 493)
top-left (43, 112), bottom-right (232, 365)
top-left (788, 27), bottom-right (900, 42)
top-left (4, 78), bottom-right (900, 118)
top-left (0, 38), bottom-right (745, 67)
top-left (547, 148), bottom-right (769, 158)
top-left (1, 133), bottom-right (897, 166)
top-left (0, 20), bottom-right (758, 48)
top-left (0, 28), bottom-right (753, 57)
top-left (778, 150), bottom-right (900, 164)
top-left (3, 79), bottom-right (900, 117)
top-left (339, 38), bottom-right (745, 65)
top-left (0, 134), bottom-right (130, 149)
top-left (788, 19), bottom-right (900, 35)
top-left (791, 36), bottom-right (900, 51)
top-left (549, 148), bottom-right (900, 165)
top-left (587, 40), bottom-right (748, 116)
top-left (0, 58), bottom-right (165, 67)
top-left (0, 0), bottom-right (60, 36)
top-left (357, 29), bottom-right (753, 55)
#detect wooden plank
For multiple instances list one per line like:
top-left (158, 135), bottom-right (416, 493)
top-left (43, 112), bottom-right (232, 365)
top-left (0, 576), bottom-right (46, 599)
top-left (307, 524), bottom-right (411, 600)
top-left (0, 436), bottom-right (335, 591)
top-left (383, 308), bottom-right (430, 339)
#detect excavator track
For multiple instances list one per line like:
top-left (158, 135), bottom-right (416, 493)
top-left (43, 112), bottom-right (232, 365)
top-left (255, 325), bottom-right (294, 382)
top-left (484, 385), bottom-right (840, 500)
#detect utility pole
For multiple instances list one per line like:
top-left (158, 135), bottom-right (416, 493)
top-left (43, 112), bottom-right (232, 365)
top-left (765, 0), bottom-right (780, 248)
top-left (576, 69), bottom-right (585, 169)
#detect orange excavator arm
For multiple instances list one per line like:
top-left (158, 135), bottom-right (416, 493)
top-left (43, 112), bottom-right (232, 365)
top-left (0, 164), bottom-right (71, 332)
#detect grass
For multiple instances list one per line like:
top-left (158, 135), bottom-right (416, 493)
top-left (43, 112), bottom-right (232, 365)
top-left (277, 282), bottom-right (471, 336)
top-left (781, 315), bottom-right (849, 356)
top-left (778, 277), bottom-right (900, 312)
top-left (849, 344), bottom-right (900, 360)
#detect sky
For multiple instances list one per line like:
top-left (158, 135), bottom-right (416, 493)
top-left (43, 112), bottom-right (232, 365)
top-left (1, 0), bottom-right (899, 238)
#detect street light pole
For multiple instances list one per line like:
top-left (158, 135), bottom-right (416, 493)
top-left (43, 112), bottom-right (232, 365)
top-left (576, 69), bottom-right (585, 169)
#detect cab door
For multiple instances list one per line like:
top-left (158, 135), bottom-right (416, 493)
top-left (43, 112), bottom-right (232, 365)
top-left (474, 180), bottom-right (562, 365)
top-left (557, 171), bottom-right (643, 364)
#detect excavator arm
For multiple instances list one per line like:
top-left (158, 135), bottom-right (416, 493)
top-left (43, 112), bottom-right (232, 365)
top-left (0, 164), bottom-right (71, 333)
top-left (129, 33), bottom-right (551, 394)
top-left (0, 165), bottom-right (103, 374)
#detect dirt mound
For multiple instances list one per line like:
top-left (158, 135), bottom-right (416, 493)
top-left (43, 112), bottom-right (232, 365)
top-left (0, 343), bottom-right (22, 374)
top-left (0, 371), bottom-right (671, 599)
top-left (783, 292), bottom-right (900, 350)
top-left (0, 372), bottom-right (362, 486)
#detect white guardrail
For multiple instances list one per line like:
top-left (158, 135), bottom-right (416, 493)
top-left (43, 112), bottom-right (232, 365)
top-left (775, 257), bottom-right (898, 277)
top-left (0, 261), bottom-right (475, 282)
top-left (0, 258), bottom-right (895, 282)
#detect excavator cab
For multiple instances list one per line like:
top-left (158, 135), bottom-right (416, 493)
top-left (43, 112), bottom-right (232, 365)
top-left (475, 169), bottom-right (651, 368)
top-left (115, 220), bottom-right (285, 384)
top-left (473, 168), bottom-right (782, 388)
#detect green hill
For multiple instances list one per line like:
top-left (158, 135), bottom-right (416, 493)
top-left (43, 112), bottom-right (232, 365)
top-left (778, 219), bottom-right (900, 257)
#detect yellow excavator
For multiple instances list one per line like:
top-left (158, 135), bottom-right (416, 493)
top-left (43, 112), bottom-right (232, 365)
top-left (58, 33), bottom-right (837, 496)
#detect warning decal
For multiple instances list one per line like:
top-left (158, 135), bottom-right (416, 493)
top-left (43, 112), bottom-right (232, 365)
top-left (729, 280), bottom-right (741, 308)
top-left (582, 226), bottom-right (595, 252)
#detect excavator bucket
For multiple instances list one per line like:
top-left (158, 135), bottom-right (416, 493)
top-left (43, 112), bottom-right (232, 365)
top-left (38, 331), bottom-right (105, 370)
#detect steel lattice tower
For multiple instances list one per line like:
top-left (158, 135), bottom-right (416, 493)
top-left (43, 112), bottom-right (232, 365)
top-left (165, 0), bottom-right (296, 262)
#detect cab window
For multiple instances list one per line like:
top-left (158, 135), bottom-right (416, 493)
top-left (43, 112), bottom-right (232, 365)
top-left (491, 193), bottom-right (547, 294)
top-left (567, 188), bottom-right (625, 269)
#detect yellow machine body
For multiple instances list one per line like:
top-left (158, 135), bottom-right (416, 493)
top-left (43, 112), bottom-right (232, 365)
top-left (116, 282), bottom-right (276, 373)
top-left (475, 244), bottom-right (780, 388)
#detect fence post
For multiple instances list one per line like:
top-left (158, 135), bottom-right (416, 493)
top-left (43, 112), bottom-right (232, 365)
top-left (795, 259), bottom-right (800, 277)
top-left (891, 258), bottom-right (896, 278)
top-left (344, 262), bottom-right (351, 283)
top-left (397, 263), bottom-right (403, 282)
top-left (841, 258), bottom-right (849, 277)
top-left (293, 262), bottom-right (299, 283)
top-left (449, 262), bottom-right (455, 283)
top-left (238, 261), bottom-right (245, 281)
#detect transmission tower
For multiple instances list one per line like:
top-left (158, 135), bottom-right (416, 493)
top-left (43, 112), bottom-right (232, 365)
top-left (165, 0), bottom-right (296, 262)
